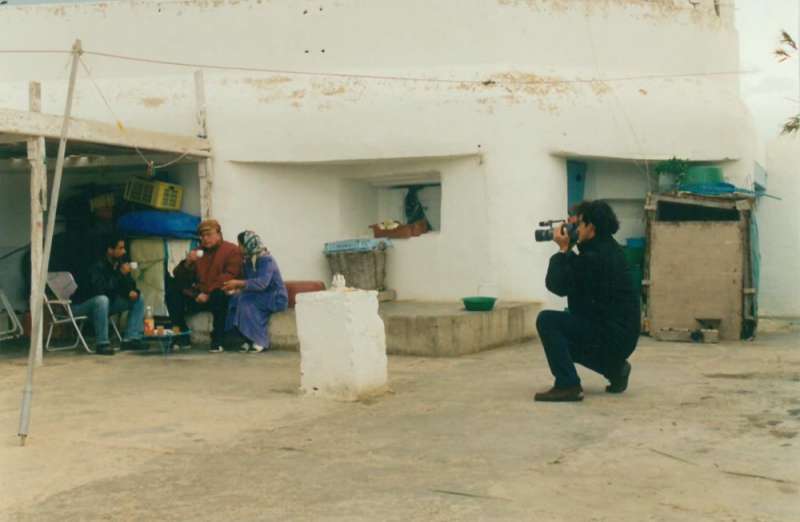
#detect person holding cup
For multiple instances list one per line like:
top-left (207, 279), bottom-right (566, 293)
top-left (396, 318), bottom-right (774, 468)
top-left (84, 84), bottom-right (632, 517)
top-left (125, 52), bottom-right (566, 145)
top-left (166, 219), bottom-right (242, 352)
top-left (71, 233), bottom-right (146, 354)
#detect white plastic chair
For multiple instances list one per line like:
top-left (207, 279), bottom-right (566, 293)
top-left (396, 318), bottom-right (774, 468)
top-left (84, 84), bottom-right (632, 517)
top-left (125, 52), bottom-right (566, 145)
top-left (43, 272), bottom-right (122, 353)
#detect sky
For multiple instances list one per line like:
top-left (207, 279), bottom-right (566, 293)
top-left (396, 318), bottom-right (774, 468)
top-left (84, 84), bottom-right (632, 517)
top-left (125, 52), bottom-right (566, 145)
top-left (2, 0), bottom-right (797, 141)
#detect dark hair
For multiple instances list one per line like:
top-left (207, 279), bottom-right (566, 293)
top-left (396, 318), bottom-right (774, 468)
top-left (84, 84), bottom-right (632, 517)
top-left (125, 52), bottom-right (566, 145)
top-left (574, 200), bottom-right (620, 237)
top-left (237, 231), bottom-right (246, 245)
top-left (102, 233), bottom-right (126, 251)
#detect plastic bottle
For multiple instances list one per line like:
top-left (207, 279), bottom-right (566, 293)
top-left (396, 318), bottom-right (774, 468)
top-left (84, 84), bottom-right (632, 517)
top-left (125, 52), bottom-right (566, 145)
top-left (144, 306), bottom-right (155, 336)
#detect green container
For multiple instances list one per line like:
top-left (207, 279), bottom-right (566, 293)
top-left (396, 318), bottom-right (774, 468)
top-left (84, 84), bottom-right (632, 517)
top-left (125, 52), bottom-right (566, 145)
top-left (684, 166), bottom-right (723, 185)
top-left (624, 247), bottom-right (645, 267)
top-left (462, 296), bottom-right (497, 311)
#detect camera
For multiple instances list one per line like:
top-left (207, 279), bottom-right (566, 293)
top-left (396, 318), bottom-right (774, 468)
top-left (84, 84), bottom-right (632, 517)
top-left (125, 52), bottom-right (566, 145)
top-left (534, 219), bottom-right (578, 243)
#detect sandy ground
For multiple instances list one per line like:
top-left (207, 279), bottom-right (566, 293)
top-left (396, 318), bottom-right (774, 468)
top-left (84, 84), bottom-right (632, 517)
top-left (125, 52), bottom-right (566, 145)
top-left (1, 330), bottom-right (798, 521)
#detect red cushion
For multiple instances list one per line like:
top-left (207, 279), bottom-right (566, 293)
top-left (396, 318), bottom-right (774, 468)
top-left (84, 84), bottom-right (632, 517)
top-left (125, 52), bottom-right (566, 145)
top-left (286, 280), bottom-right (326, 308)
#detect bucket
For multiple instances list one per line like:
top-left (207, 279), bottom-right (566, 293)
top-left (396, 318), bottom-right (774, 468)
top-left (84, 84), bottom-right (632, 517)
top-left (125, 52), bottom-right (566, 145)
top-left (684, 166), bottom-right (723, 186)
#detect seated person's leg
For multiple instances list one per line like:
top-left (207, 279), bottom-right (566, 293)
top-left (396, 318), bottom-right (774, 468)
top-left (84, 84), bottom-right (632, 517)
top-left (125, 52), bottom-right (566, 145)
top-left (165, 276), bottom-right (190, 331)
top-left (72, 295), bottom-right (111, 347)
top-left (207, 289), bottom-right (230, 348)
top-left (109, 294), bottom-right (145, 341)
top-left (109, 296), bottom-right (147, 351)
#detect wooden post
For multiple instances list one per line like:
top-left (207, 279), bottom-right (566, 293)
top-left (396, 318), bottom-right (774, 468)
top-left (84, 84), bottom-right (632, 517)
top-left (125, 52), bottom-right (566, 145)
top-left (198, 161), bottom-right (214, 220)
top-left (194, 70), bottom-right (213, 219)
top-left (19, 39), bottom-right (82, 446)
top-left (27, 82), bottom-right (46, 367)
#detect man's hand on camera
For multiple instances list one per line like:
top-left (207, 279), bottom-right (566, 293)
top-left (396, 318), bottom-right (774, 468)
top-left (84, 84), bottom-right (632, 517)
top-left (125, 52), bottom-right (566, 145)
top-left (553, 224), bottom-right (571, 253)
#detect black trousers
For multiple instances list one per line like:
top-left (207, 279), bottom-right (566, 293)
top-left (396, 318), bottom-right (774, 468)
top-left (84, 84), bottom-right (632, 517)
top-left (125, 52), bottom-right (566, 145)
top-left (165, 282), bottom-right (229, 346)
top-left (536, 310), bottom-right (626, 389)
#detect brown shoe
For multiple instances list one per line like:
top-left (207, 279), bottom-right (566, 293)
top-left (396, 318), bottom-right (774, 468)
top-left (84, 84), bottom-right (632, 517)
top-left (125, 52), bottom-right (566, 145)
top-left (534, 385), bottom-right (584, 402)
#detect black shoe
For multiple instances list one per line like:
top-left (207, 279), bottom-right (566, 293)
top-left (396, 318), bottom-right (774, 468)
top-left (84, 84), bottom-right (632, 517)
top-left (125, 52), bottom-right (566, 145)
top-left (606, 362), bottom-right (631, 394)
top-left (534, 385), bottom-right (584, 402)
top-left (121, 339), bottom-right (149, 351)
top-left (95, 344), bottom-right (115, 356)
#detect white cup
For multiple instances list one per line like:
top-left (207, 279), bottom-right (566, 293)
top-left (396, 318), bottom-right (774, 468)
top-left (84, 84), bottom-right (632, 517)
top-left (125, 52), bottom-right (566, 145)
top-left (128, 262), bottom-right (139, 270)
top-left (195, 249), bottom-right (204, 258)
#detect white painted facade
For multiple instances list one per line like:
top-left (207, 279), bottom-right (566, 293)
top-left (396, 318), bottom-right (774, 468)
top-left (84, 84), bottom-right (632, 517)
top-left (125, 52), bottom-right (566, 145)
top-left (0, 0), bottom-right (757, 309)
top-left (758, 136), bottom-right (800, 317)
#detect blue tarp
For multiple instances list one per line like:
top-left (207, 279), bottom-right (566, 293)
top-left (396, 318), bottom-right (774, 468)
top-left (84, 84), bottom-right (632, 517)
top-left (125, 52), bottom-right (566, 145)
top-left (676, 182), bottom-right (755, 196)
top-left (117, 211), bottom-right (200, 238)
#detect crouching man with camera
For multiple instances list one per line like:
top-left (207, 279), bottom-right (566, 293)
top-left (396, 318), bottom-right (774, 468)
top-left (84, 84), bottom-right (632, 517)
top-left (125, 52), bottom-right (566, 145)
top-left (534, 200), bottom-right (640, 402)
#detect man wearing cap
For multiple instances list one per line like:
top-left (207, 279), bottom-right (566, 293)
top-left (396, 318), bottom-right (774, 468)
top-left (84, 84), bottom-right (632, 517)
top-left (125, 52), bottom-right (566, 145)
top-left (166, 219), bottom-right (242, 352)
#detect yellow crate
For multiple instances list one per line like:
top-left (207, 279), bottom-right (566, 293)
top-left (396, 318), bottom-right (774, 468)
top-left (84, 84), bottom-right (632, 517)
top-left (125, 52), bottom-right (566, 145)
top-left (123, 178), bottom-right (183, 211)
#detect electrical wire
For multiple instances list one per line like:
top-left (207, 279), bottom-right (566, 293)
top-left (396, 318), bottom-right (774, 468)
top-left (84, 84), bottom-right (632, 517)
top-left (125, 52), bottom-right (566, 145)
top-left (79, 56), bottom-right (193, 169)
top-left (0, 46), bottom-right (756, 87)
top-left (81, 49), bottom-right (755, 86)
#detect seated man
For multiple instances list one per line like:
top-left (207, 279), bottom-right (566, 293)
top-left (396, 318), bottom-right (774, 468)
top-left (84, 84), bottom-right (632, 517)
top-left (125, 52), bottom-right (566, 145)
top-left (166, 219), bottom-right (242, 352)
top-left (72, 234), bottom-right (146, 355)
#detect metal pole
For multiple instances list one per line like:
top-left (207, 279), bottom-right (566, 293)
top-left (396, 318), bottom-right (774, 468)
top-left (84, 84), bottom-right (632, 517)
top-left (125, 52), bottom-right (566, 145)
top-left (18, 39), bottom-right (82, 446)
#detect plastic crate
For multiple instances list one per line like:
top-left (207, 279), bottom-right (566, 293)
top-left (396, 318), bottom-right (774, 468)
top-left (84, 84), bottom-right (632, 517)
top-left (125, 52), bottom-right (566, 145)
top-left (124, 178), bottom-right (183, 211)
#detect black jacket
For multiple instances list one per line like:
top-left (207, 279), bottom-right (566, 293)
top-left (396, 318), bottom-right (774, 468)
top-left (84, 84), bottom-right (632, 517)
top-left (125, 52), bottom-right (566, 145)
top-left (75, 257), bottom-right (139, 304)
top-left (545, 235), bottom-right (640, 358)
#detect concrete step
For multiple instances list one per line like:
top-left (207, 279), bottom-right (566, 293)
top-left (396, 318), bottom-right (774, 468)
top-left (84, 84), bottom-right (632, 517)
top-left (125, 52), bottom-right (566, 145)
top-left (187, 300), bottom-right (540, 357)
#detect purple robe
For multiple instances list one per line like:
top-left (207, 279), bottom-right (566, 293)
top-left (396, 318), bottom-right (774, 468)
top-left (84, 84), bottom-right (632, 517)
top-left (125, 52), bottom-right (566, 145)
top-left (225, 255), bottom-right (288, 348)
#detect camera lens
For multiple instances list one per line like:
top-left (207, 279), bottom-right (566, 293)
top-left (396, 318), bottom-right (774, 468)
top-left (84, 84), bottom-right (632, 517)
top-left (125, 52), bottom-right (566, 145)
top-left (534, 229), bottom-right (553, 242)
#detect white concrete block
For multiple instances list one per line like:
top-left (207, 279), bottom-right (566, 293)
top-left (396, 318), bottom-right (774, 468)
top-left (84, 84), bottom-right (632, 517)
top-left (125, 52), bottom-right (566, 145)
top-left (296, 290), bottom-right (387, 400)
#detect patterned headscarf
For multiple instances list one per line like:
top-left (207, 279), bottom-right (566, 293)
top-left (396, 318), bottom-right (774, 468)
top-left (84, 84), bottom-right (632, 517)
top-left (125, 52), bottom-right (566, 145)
top-left (239, 230), bottom-right (269, 268)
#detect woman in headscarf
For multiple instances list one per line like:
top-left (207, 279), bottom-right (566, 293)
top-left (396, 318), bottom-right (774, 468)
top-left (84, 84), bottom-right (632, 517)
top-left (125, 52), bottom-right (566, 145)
top-left (222, 231), bottom-right (288, 352)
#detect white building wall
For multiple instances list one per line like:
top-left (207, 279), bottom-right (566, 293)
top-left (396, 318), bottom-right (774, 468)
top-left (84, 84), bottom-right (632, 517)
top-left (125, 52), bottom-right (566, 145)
top-left (0, 0), bottom-right (756, 307)
top-left (758, 137), bottom-right (800, 317)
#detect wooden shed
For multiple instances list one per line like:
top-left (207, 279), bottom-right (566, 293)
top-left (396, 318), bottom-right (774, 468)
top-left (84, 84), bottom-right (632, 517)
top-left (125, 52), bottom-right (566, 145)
top-left (642, 192), bottom-right (757, 341)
